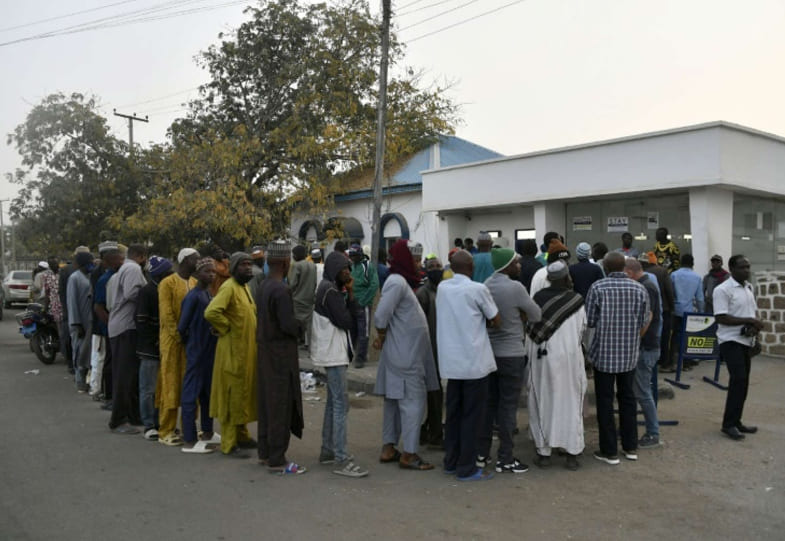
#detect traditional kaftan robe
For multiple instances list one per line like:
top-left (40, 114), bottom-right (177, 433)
top-left (527, 306), bottom-right (588, 456)
top-left (157, 273), bottom-right (196, 438)
top-left (67, 270), bottom-right (93, 378)
top-left (373, 274), bottom-right (439, 453)
top-left (255, 278), bottom-right (304, 466)
top-left (288, 259), bottom-right (316, 344)
top-left (528, 266), bottom-right (551, 297)
top-left (204, 278), bottom-right (257, 453)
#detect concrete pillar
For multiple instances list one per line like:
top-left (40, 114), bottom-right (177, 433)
top-left (689, 187), bottom-right (734, 276)
top-left (533, 201), bottom-right (566, 249)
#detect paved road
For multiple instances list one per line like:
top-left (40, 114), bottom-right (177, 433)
top-left (1, 314), bottom-right (784, 540)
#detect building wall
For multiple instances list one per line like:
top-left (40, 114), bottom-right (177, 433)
top-left (754, 271), bottom-right (785, 357)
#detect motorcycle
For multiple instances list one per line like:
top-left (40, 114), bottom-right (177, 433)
top-left (16, 303), bottom-right (60, 365)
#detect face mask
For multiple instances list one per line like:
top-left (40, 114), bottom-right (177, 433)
top-left (427, 269), bottom-right (443, 286)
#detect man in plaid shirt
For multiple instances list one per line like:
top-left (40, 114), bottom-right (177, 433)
top-left (585, 252), bottom-right (651, 465)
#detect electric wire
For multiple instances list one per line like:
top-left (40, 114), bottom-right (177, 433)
top-left (397, 0), bottom-right (479, 31)
top-left (406, 0), bottom-right (527, 43)
top-left (0, 0), bottom-right (141, 32)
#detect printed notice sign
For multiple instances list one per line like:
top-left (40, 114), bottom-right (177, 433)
top-left (607, 216), bottom-right (629, 233)
top-left (572, 216), bottom-right (592, 231)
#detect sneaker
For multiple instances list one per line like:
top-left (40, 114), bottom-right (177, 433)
top-left (622, 449), bottom-right (638, 461)
top-left (533, 454), bottom-right (551, 468)
top-left (638, 434), bottom-right (661, 448)
top-left (457, 468), bottom-right (494, 482)
top-left (593, 450), bottom-right (620, 465)
top-left (495, 459), bottom-right (529, 474)
top-left (143, 428), bottom-right (159, 441)
top-left (475, 455), bottom-right (489, 468)
top-left (319, 452), bottom-right (335, 465)
top-left (333, 459), bottom-right (368, 478)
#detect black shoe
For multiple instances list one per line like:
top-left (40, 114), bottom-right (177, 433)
top-left (237, 438), bottom-right (258, 449)
top-left (737, 424), bottom-right (758, 434)
top-left (721, 427), bottom-right (745, 441)
top-left (533, 454), bottom-right (552, 468)
top-left (100, 401), bottom-right (113, 411)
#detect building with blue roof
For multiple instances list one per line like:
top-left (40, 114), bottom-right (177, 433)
top-left (291, 134), bottom-right (502, 255)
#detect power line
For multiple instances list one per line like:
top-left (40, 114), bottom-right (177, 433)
top-left (396, 0), bottom-right (455, 18)
top-left (0, 0), bottom-right (233, 48)
top-left (0, 0), bottom-right (141, 32)
top-left (396, 0), bottom-right (428, 10)
top-left (114, 86), bottom-right (201, 109)
top-left (407, 0), bottom-right (527, 43)
top-left (398, 0), bottom-right (479, 31)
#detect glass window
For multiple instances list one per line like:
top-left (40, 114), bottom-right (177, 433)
top-left (732, 195), bottom-right (785, 271)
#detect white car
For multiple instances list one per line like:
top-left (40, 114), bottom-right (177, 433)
top-left (2, 270), bottom-right (34, 307)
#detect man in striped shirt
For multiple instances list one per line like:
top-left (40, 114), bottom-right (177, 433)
top-left (585, 252), bottom-right (651, 465)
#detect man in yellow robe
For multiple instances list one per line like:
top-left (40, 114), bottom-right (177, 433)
top-left (156, 248), bottom-right (199, 445)
top-left (204, 252), bottom-right (258, 457)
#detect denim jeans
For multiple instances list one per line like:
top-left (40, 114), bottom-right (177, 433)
top-left (634, 349), bottom-right (660, 437)
top-left (139, 358), bottom-right (160, 430)
top-left (321, 365), bottom-right (350, 461)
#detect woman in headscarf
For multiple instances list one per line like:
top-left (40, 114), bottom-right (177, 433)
top-left (373, 240), bottom-right (440, 470)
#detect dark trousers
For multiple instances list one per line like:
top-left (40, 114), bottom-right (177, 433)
top-left (669, 315), bottom-right (684, 365)
top-left (102, 342), bottom-right (113, 400)
top-left (422, 353), bottom-right (443, 446)
top-left (444, 377), bottom-right (489, 477)
top-left (353, 306), bottom-right (369, 363)
top-left (109, 330), bottom-right (142, 428)
top-left (659, 311), bottom-right (672, 366)
top-left (478, 357), bottom-right (525, 464)
top-left (594, 368), bottom-right (637, 456)
top-left (721, 341), bottom-right (752, 429)
top-left (181, 355), bottom-right (214, 443)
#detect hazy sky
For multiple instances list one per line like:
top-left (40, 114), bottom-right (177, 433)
top-left (2, 0), bottom-right (785, 215)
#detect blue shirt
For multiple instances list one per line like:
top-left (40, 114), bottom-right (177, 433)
top-left (93, 269), bottom-right (114, 336)
top-left (178, 287), bottom-right (217, 368)
top-left (472, 252), bottom-right (495, 283)
top-left (586, 272), bottom-right (650, 373)
top-left (671, 267), bottom-right (705, 317)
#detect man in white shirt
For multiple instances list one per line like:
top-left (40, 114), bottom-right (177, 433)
top-left (712, 255), bottom-right (763, 441)
top-left (436, 250), bottom-right (500, 481)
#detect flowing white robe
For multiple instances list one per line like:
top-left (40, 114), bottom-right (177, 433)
top-left (527, 306), bottom-right (587, 456)
top-left (529, 266), bottom-right (551, 297)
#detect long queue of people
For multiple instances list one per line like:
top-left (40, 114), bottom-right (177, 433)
top-left (28, 226), bottom-right (763, 481)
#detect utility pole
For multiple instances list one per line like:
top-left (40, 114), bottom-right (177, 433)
top-left (113, 109), bottom-right (148, 154)
top-left (370, 0), bottom-right (392, 269)
top-left (0, 199), bottom-right (7, 277)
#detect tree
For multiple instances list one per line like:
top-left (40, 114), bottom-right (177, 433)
top-left (160, 0), bottom-right (457, 237)
top-left (6, 93), bottom-right (151, 255)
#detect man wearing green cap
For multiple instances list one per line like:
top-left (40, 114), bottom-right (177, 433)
top-left (478, 248), bottom-right (542, 474)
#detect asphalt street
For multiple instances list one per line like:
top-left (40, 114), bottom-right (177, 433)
top-left (1, 313), bottom-right (784, 540)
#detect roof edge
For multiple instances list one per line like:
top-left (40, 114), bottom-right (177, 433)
top-left (421, 121), bottom-right (785, 176)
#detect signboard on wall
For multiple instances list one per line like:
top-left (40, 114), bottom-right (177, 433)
top-left (647, 211), bottom-right (660, 230)
top-left (572, 216), bottom-right (593, 231)
top-left (607, 216), bottom-right (629, 233)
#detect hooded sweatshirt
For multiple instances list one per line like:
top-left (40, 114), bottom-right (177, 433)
top-left (315, 251), bottom-right (358, 331)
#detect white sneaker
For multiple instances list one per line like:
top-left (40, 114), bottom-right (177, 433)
top-left (622, 449), bottom-right (638, 461)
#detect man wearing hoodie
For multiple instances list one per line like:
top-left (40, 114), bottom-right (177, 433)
top-left (311, 251), bottom-right (369, 478)
top-left (703, 255), bottom-right (729, 314)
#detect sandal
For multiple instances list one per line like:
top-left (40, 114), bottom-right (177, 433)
top-left (181, 440), bottom-right (214, 454)
top-left (379, 447), bottom-right (401, 463)
top-left (270, 462), bottom-right (307, 475)
top-left (399, 454), bottom-right (434, 471)
top-left (158, 432), bottom-right (184, 447)
top-left (333, 460), bottom-right (369, 478)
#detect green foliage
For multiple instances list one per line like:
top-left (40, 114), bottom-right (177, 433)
top-left (6, 92), bottom-right (152, 255)
top-left (9, 1), bottom-right (458, 255)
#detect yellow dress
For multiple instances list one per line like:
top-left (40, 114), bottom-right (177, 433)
top-left (204, 277), bottom-right (258, 451)
top-left (157, 273), bottom-right (196, 438)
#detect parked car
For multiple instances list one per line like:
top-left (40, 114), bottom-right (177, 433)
top-left (3, 270), bottom-right (34, 308)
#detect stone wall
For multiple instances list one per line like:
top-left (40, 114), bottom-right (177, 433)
top-left (755, 271), bottom-right (785, 357)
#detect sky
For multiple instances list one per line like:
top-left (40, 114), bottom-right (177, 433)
top-left (2, 0), bottom-right (785, 217)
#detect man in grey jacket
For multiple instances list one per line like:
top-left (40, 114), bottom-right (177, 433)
top-left (67, 251), bottom-right (95, 393)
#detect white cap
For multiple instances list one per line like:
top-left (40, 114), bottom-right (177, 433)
top-left (177, 248), bottom-right (199, 263)
top-left (38, 261), bottom-right (49, 269)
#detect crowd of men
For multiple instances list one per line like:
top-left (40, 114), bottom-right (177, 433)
top-left (26, 224), bottom-right (763, 480)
